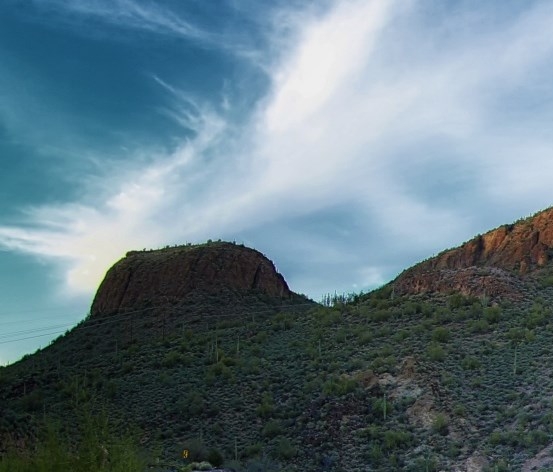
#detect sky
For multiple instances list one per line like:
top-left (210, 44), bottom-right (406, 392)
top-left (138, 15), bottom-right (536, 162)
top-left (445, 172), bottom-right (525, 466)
top-left (2, 0), bottom-right (553, 364)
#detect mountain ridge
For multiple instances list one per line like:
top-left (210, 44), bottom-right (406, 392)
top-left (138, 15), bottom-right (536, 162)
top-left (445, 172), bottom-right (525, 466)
top-left (3, 209), bottom-right (553, 471)
top-left (393, 206), bottom-right (553, 299)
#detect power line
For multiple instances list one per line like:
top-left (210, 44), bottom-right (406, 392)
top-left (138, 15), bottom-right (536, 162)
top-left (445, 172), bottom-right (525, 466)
top-left (0, 323), bottom-right (76, 340)
top-left (0, 301), bottom-right (317, 346)
top-left (0, 312), bottom-right (83, 327)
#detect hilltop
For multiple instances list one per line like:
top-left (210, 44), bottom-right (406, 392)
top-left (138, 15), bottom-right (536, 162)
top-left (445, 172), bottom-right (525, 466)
top-left (3, 211), bottom-right (553, 471)
top-left (91, 241), bottom-right (293, 317)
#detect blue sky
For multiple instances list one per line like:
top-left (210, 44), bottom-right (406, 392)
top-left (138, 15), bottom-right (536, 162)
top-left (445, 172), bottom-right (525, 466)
top-left (2, 0), bottom-right (553, 364)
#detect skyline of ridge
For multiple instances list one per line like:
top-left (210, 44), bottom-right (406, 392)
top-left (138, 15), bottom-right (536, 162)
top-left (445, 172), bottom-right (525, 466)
top-left (3, 0), bottom-right (553, 363)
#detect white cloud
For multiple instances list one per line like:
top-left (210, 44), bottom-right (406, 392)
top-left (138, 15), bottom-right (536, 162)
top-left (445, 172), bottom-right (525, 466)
top-left (28, 0), bottom-right (266, 65)
top-left (33, 0), bottom-right (209, 42)
top-left (4, 0), bottom-right (553, 299)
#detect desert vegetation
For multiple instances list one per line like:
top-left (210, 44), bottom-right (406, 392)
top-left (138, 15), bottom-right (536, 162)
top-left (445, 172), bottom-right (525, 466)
top-left (4, 230), bottom-right (553, 470)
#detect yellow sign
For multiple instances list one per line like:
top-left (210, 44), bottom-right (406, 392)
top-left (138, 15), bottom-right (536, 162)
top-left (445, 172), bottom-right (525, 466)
top-left (182, 449), bottom-right (189, 459)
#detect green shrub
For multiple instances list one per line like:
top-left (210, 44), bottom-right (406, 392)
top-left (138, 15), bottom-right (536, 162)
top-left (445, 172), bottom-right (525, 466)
top-left (357, 329), bottom-right (373, 345)
top-left (432, 413), bottom-right (449, 436)
top-left (431, 327), bottom-right (450, 343)
top-left (207, 448), bottom-right (224, 467)
top-left (461, 356), bottom-right (481, 370)
top-left (484, 306), bottom-right (501, 324)
top-left (262, 420), bottom-right (283, 438)
top-left (449, 293), bottom-right (468, 309)
top-left (162, 351), bottom-right (181, 367)
top-left (427, 343), bottom-right (446, 361)
top-left (540, 275), bottom-right (553, 287)
top-left (453, 404), bottom-right (466, 417)
top-left (372, 397), bottom-right (392, 419)
top-left (383, 430), bottom-right (412, 450)
top-left (469, 319), bottom-right (489, 333)
top-left (256, 393), bottom-right (274, 418)
top-left (243, 442), bottom-right (263, 458)
top-left (208, 361), bottom-right (233, 380)
top-left (323, 376), bottom-right (359, 396)
top-left (371, 310), bottom-right (392, 322)
top-left (0, 413), bottom-right (145, 472)
top-left (368, 443), bottom-right (383, 462)
top-left (177, 391), bottom-right (204, 416)
top-left (469, 302), bottom-right (483, 318)
top-left (273, 438), bottom-right (296, 460)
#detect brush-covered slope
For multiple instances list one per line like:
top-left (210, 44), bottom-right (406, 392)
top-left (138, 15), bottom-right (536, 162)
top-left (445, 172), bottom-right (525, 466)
top-left (394, 207), bottom-right (553, 299)
top-left (0, 241), bottom-right (311, 467)
top-left (4, 219), bottom-right (553, 471)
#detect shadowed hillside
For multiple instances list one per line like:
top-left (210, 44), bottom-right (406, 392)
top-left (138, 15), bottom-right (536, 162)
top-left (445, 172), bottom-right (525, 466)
top-left (3, 212), bottom-right (553, 471)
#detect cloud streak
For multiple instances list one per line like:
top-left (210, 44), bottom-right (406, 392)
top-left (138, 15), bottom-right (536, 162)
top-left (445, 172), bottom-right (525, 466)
top-left (32, 0), bottom-right (210, 42)
top-left (4, 0), bottom-right (553, 299)
top-left (27, 0), bottom-right (268, 66)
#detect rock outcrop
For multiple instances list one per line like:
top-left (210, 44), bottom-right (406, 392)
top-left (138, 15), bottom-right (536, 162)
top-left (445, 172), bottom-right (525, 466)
top-left (394, 207), bottom-right (553, 298)
top-left (90, 242), bottom-right (292, 317)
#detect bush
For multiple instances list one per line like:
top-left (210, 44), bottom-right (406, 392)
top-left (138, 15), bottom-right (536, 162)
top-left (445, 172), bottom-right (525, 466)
top-left (431, 327), bottom-right (450, 343)
top-left (484, 306), bottom-right (501, 324)
top-left (372, 397), bottom-right (392, 419)
top-left (262, 420), bottom-right (283, 438)
top-left (273, 438), bottom-right (296, 460)
top-left (368, 443), bottom-right (383, 462)
top-left (243, 442), bottom-right (263, 459)
top-left (323, 376), bottom-right (359, 396)
top-left (256, 393), bottom-right (274, 418)
top-left (432, 413), bottom-right (449, 436)
top-left (469, 319), bottom-right (489, 333)
top-left (177, 391), bottom-right (204, 416)
top-left (371, 310), bottom-right (392, 322)
top-left (207, 448), bottom-right (224, 467)
top-left (427, 343), bottom-right (446, 362)
top-left (449, 293), bottom-right (468, 309)
top-left (461, 356), bottom-right (481, 370)
top-left (383, 430), bottom-right (412, 450)
top-left (162, 350), bottom-right (182, 367)
top-left (0, 413), bottom-right (145, 472)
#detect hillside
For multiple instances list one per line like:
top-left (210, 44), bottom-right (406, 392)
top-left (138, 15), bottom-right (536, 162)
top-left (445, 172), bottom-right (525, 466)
top-left (394, 207), bottom-right (553, 300)
top-left (2, 213), bottom-right (553, 471)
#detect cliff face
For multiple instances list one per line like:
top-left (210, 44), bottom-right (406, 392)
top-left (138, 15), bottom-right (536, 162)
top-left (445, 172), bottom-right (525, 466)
top-left (394, 207), bottom-right (553, 298)
top-left (90, 242), bottom-right (292, 317)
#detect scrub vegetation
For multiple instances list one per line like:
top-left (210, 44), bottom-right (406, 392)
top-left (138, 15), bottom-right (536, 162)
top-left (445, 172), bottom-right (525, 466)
top-left (3, 270), bottom-right (553, 470)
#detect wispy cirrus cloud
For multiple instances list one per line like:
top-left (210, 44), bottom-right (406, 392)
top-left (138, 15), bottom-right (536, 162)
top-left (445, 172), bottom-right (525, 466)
top-left (4, 0), bottom-right (553, 301)
top-left (26, 0), bottom-right (268, 65)
top-left (31, 0), bottom-right (211, 42)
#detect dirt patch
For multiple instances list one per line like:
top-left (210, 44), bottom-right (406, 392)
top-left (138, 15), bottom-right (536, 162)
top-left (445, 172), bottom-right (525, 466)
top-left (406, 393), bottom-right (438, 429)
top-left (522, 443), bottom-right (553, 471)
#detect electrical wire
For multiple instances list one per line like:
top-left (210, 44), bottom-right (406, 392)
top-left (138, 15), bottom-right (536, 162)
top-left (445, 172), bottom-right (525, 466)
top-left (0, 301), bottom-right (317, 346)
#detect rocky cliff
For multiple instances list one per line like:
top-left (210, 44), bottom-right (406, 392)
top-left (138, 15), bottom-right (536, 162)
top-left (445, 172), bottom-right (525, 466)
top-left (393, 207), bottom-right (553, 298)
top-left (90, 241), bottom-right (292, 317)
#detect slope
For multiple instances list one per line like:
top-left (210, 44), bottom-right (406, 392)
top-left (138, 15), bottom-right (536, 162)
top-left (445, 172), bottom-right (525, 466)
top-left (2, 212), bottom-right (553, 471)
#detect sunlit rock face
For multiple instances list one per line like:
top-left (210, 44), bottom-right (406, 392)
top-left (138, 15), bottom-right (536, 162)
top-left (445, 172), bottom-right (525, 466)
top-left (393, 207), bottom-right (553, 299)
top-left (90, 241), bottom-right (291, 317)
